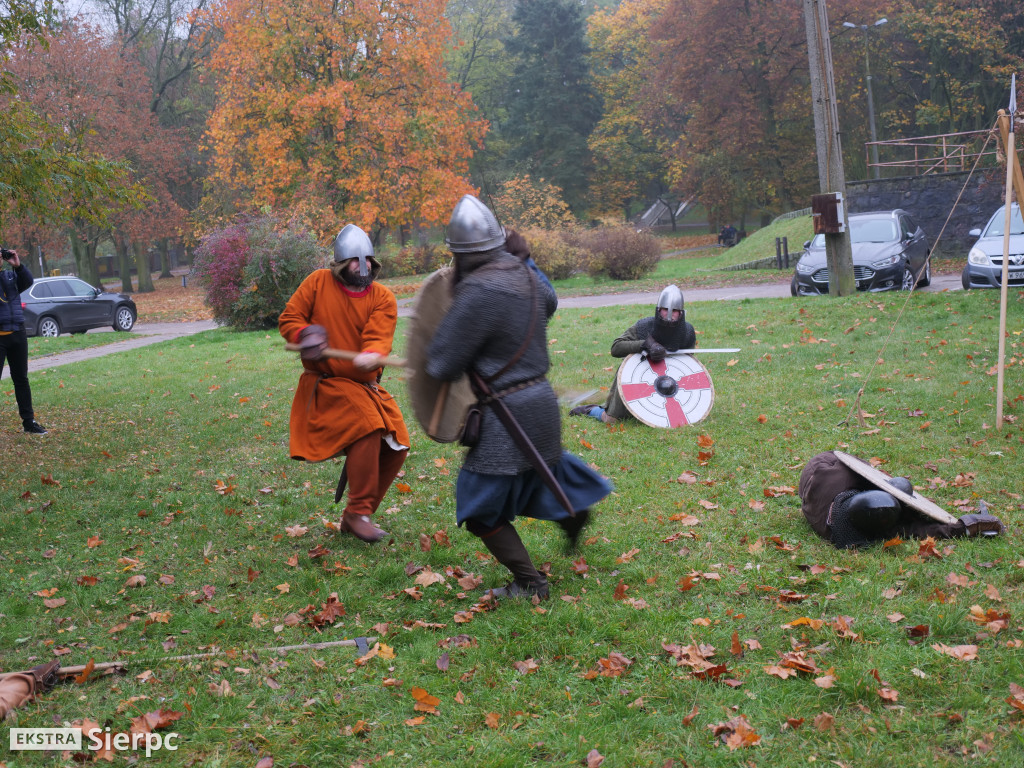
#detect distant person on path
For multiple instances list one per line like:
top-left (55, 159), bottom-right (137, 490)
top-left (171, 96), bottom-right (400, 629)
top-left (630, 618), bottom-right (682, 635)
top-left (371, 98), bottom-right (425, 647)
top-left (570, 284), bottom-right (696, 424)
top-left (0, 247), bottom-right (47, 435)
top-left (279, 225), bottom-right (409, 543)
top-left (799, 451), bottom-right (1004, 548)
top-left (717, 224), bottom-right (738, 246)
top-left (425, 195), bottom-right (612, 599)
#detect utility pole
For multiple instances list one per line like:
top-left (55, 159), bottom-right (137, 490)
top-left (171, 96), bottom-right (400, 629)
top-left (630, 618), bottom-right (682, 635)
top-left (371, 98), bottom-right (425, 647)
top-left (803, 0), bottom-right (855, 296)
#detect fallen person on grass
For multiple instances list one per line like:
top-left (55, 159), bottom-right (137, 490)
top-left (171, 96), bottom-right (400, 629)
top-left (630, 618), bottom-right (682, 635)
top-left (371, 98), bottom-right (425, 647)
top-left (798, 451), bottom-right (1004, 549)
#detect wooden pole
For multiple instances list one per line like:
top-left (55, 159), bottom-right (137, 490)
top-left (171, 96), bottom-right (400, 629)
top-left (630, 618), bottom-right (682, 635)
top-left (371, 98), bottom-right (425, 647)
top-left (0, 637), bottom-right (377, 681)
top-left (995, 81), bottom-right (1019, 430)
top-left (996, 110), bottom-right (1024, 207)
top-left (996, 124), bottom-right (1014, 430)
top-left (284, 344), bottom-right (407, 368)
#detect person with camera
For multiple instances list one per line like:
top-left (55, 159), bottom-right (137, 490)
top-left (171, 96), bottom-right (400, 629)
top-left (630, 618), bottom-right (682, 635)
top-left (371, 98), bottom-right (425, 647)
top-left (0, 247), bottom-right (47, 434)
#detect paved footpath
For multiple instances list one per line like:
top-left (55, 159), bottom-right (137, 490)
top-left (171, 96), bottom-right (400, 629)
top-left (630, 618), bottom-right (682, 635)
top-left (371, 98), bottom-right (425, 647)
top-left (7, 274), bottom-right (960, 376)
top-left (4, 321), bottom-right (220, 378)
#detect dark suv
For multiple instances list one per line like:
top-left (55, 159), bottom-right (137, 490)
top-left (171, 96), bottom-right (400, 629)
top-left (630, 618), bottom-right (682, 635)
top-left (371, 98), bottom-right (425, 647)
top-left (22, 276), bottom-right (137, 337)
top-left (791, 209), bottom-right (931, 296)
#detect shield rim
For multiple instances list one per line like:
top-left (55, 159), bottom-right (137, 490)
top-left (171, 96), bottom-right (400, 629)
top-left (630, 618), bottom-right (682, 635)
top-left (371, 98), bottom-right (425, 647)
top-left (404, 266), bottom-right (475, 443)
top-left (615, 352), bottom-right (715, 428)
top-left (832, 450), bottom-right (958, 524)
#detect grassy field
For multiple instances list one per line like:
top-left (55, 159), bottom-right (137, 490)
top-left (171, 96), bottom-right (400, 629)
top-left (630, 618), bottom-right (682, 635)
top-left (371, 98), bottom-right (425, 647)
top-left (2, 285), bottom-right (1023, 766)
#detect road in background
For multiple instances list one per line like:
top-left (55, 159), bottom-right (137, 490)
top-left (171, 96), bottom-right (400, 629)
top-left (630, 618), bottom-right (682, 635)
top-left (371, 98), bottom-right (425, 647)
top-left (7, 274), bottom-right (961, 376)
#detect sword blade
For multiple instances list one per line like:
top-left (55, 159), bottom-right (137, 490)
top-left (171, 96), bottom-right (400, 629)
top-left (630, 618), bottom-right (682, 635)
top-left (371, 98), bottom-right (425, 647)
top-left (664, 348), bottom-right (741, 354)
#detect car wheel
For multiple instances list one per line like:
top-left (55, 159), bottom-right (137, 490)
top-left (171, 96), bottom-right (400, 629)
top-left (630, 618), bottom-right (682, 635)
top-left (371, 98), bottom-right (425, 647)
top-left (901, 265), bottom-right (916, 291)
top-left (113, 306), bottom-right (136, 332)
top-left (38, 316), bottom-right (61, 337)
top-left (961, 266), bottom-right (972, 290)
top-left (918, 259), bottom-right (931, 287)
top-left (790, 276), bottom-right (799, 297)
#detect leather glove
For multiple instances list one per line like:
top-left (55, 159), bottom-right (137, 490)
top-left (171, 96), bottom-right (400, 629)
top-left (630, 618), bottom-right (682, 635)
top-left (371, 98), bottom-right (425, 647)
top-left (642, 335), bottom-right (667, 363)
top-left (28, 660), bottom-right (61, 689)
top-left (959, 514), bottom-right (1004, 537)
top-left (297, 324), bottom-right (328, 361)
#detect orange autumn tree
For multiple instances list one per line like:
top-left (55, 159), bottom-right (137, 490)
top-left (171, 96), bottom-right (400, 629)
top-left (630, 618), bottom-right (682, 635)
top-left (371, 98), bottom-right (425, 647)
top-left (202, 0), bottom-right (485, 238)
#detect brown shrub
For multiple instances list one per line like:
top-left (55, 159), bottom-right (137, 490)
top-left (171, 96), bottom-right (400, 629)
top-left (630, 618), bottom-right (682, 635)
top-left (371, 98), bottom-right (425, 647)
top-left (579, 226), bottom-right (661, 281)
top-left (521, 227), bottom-right (587, 280)
top-left (378, 243), bottom-right (449, 278)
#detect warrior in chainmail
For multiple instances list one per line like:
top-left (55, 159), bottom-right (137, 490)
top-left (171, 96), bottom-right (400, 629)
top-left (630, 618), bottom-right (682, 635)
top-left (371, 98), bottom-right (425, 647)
top-left (570, 284), bottom-right (697, 423)
top-left (799, 451), bottom-right (1004, 548)
top-left (426, 195), bottom-right (612, 599)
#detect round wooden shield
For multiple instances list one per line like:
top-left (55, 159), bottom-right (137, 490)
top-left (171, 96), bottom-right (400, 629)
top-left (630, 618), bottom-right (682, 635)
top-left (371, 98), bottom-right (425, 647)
top-left (616, 352), bottom-right (715, 428)
top-left (404, 267), bottom-right (475, 443)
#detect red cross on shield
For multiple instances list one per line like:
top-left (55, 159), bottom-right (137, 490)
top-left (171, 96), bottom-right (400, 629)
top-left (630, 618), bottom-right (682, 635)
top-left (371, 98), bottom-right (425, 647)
top-left (615, 352), bottom-right (715, 428)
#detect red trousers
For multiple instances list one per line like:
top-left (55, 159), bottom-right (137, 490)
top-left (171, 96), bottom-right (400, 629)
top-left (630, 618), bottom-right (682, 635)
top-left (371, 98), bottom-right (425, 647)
top-left (342, 430), bottom-right (407, 517)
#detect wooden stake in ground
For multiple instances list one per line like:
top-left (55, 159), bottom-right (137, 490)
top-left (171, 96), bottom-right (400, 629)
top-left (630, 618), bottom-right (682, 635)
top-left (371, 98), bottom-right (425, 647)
top-left (995, 79), bottom-right (1019, 430)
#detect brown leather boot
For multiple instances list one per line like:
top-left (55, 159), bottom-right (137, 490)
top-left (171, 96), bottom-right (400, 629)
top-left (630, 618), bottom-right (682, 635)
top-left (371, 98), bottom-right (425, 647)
top-left (340, 513), bottom-right (387, 543)
top-left (477, 524), bottom-right (548, 599)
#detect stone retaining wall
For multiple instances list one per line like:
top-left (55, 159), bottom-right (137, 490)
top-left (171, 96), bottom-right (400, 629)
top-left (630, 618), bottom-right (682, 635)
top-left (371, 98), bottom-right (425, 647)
top-left (845, 169), bottom-right (1004, 260)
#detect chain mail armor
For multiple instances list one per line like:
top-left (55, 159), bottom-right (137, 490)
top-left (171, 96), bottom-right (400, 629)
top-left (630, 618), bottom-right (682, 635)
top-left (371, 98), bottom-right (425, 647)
top-left (602, 316), bottom-right (697, 419)
top-left (828, 490), bottom-right (885, 549)
top-left (426, 249), bottom-right (561, 474)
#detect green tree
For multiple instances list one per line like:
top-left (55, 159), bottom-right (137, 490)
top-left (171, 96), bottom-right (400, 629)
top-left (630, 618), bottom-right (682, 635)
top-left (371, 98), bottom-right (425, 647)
top-left (503, 0), bottom-right (602, 217)
top-left (586, 0), bottom-right (672, 221)
top-left (888, 0), bottom-right (1024, 133)
top-left (444, 0), bottom-right (516, 186)
top-left (0, 1), bottom-right (139, 242)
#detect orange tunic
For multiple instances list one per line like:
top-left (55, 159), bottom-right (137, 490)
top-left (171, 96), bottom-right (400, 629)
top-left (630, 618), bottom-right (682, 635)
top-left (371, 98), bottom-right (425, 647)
top-left (279, 269), bottom-right (409, 462)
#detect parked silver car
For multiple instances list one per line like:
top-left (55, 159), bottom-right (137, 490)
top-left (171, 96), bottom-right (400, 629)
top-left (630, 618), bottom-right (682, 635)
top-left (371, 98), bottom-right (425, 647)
top-left (962, 203), bottom-right (1024, 289)
top-left (791, 209), bottom-right (931, 296)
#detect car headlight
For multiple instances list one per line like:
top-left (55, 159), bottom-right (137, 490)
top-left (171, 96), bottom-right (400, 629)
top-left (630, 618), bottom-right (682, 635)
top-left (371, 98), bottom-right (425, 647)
top-left (870, 253), bottom-right (901, 268)
top-left (796, 260), bottom-right (815, 274)
top-left (967, 247), bottom-right (993, 266)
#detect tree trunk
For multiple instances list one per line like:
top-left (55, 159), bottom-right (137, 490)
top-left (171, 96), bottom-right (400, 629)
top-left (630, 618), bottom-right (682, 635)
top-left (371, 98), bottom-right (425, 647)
top-left (134, 240), bottom-right (155, 293)
top-left (158, 238), bottom-right (172, 278)
top-left (69, 229), bottom-right (101, 287)
top-left (114, 234), bottom-right (133, 293)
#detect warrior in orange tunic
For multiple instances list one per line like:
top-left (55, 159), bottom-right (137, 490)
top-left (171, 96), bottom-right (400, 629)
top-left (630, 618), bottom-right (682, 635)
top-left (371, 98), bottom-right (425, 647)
top-left (279, 225), bottom-right (409, 542)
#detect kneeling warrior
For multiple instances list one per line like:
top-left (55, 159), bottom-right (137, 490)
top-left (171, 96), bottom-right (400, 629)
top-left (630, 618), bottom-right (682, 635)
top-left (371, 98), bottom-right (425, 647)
top-left (426, 195), bottom-right (612, 599)
top-left (799, 451), bottom-right (1004, 548)
top-left (570, 284), bottom-right (697, 424)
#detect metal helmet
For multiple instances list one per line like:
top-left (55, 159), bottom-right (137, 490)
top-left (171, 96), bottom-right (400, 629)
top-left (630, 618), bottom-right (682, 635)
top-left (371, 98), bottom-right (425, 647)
top-left (652, 284), bottom-right (688, 350)
top-left (332, 224), bottom-right (378, 277)
top-left (445, 195), bottom-right (505, 254)
top-left (656, 284), bottom-right (684, 316)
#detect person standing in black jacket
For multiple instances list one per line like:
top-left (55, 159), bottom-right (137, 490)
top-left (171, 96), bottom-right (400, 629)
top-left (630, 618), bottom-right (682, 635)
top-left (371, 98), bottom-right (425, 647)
top-left (0, 248), bottom-right (47, 434)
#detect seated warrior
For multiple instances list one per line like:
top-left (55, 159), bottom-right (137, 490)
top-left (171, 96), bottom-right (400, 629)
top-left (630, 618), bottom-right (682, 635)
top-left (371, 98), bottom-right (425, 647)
top-left (570, 284), bottom-right (696, 424)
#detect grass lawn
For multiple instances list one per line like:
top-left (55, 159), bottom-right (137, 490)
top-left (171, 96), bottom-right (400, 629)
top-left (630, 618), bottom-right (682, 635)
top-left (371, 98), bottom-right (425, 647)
top-left (2, 285), bottom-right (1023, 766)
